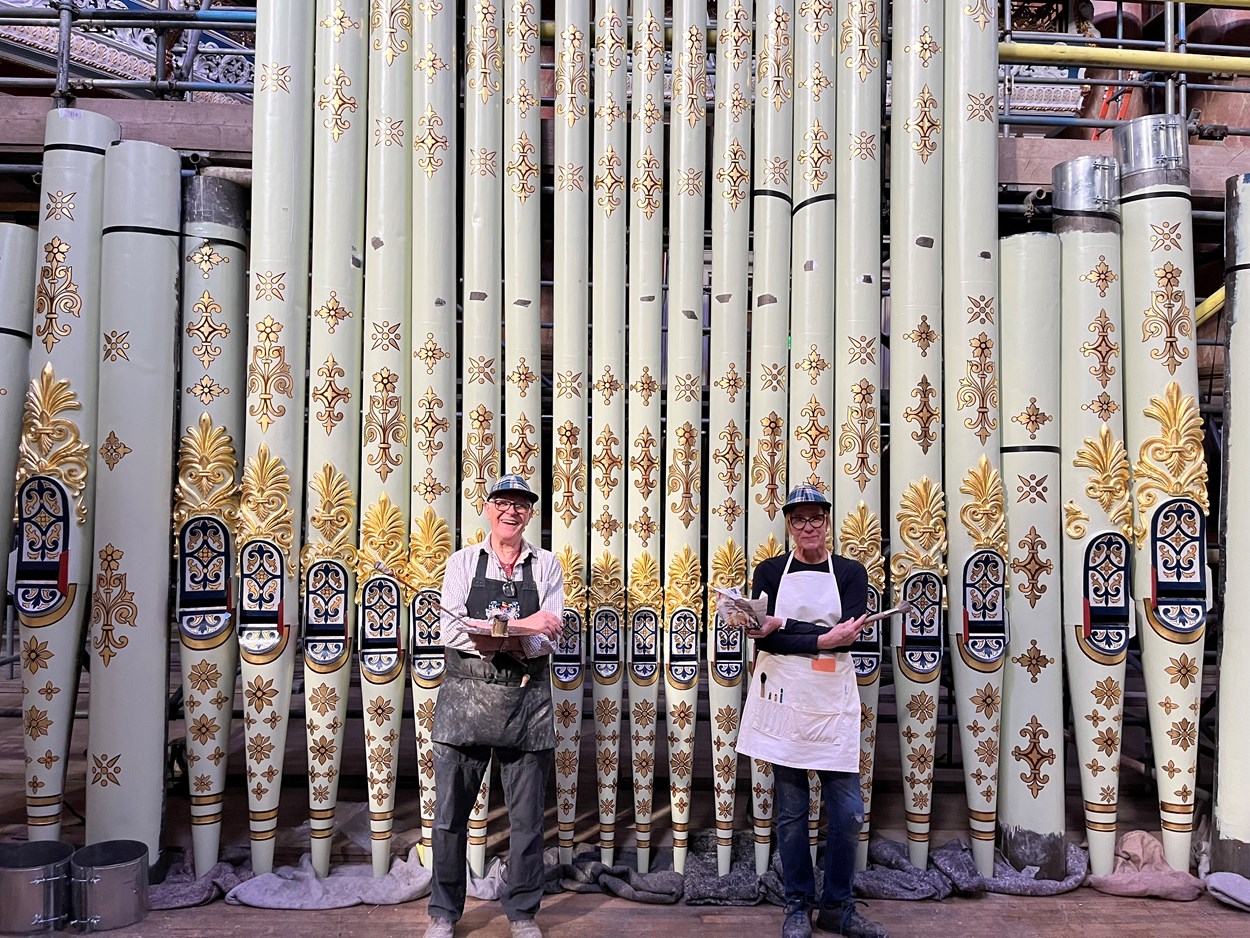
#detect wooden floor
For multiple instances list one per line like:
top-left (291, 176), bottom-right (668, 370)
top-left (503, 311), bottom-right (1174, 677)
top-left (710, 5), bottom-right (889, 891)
top-left (4, 649), bottom-right (1250, 936)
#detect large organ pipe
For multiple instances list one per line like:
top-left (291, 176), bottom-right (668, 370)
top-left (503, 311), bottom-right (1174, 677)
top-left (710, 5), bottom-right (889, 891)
top-left (552, 0), bottom-right (591, 865)
top-left (461, 0), bottom-right (504, 875)
top-left (997, 232), bottom-right (1065, 879)
top-left (943, 0), bottom-right (1005, 877)
top-left (356, 0), bottom-right (413, 877)
top-left (238, 0), bottom-right (314, 875)
top-left (0, 224), bottom-right (36, 639)
top-left (886, 0), bottom-right (946, 871)
top-left (14, 107), bottom-right (120, 842)
top-left (1113, 114), bottom-right (1209, 872)
top-left (84, 141), bottom-right (181, 860)
top-left (706, 0), bottom-right (753, 877)
top-left (302, 0), bottom-right (367, 878)
top-left (588, 0), bottom-right (629, 866)
top-left (1054, 155), bottom-right (1130, 878)
top-left (745, 0), bottom-right (793, 874)
top-left (173, 175), bottom-right (249, 876)
top-left (409, 0), bottom-right (458, 869)
top-left (1214, 172), bottom-right (1250, 877)
top-left (625, 0), bottom-right (666, 873)
top-left (664, 0), bottom-right (708, 874)
top-left (833, 0), bottom-right (884, 871)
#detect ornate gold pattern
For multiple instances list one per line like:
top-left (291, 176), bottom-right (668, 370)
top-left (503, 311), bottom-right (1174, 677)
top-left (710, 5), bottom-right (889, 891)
top-left (841, 504), bottom-right (885, 593)
top-left (905, 314), bottom-right (938, 355)
top-left (44, 189), bottom-right (75, 221)
top-left (1011, 398), bottom-right (1053, 440)
top-left (965, 92), bottom-right (994, 122)
top-left (590, 552), bottom-right (625, 615)
top-left (594, 424), bottom-right (623, 500)
top-left (753, 533), bottom-right (786, 568)
top-left (799, 0), bottom-right (835, 42)
top-left (839, 0), bottom-right (880, 81)
top-left (1012, 715), bottom-right (1056, 798)
top-left (890, 477), bottom-right (948, 586)
top-left (187, 240), bottom-right (228, 278)
top-left (1143, 261), bottom-right (1193, 375)
top-left (667, 421), bottom-right (701, 527)
top-left (302, 462), bottom-right (356, 568)
top-left (322, 3), bottom-right (360, 39)
top-left (553, 422), bottom-right (586, 526)
top-left (98, 431), bottom-right (130, 471)
top-left (1134, 381), bottom-right (1209, 519)
top-left (92, 544), bottom-right (136, 666)
top-left (636, 9), bottom-right (663, 81)
top-left (665, 544), bottom-right (703, 616)
top-left (466, 0), bottom-right (501, 103)
top-left (1073, 424), bottom-right (1134, 540)
top-left (555, 22), bottom-right (589, 127)
top-left (904, 375), bottom-right (939, 454)
top-left (839, 379), bottom-right (879, 491)
top-left (752, 411), bottom-right (786, 520)
top-left (356, 492), bottom-right (408, 601)
top-left (674, 25), bottom-right (707, 129)
top-left (254, 270), bottom-right (286, 302)
top-left (1012, 640), bottom-right (1055, 682)
top-left (1082, 309), bottom-right (1118, 388)
top-left (508, 413), bottom-right (538, 478)
top-left (173, 413), bottom-right (240, 531)
top-left (964, 0), bottom-right (994, 31)
top-left (904, 85), bottom-right (941, 164)
top-left (628, 551), bottom-right (663, 610)
top-left (413, 104), bottom-right (449, 178)
top-left (632, 426), bottom-right (659, 499)
top-left (34, 236), bottom-right (81, 354)
top-left (461, 404), bottom-right (498, 511)
top-left (711, 420), bottom-right (744, 499)
top-left (595, 144), bottom-right (625, 216)
top-left (1063, 501), bottom-right (1090, 539)
top-left (796, 344), bottom-right (830, 384)
top-left (1080, 255), bottom-right (1117, 298)
top-left (758, 7), bottom-right (793, 113)
top-left (318, 64), bottom-right (358, 140)
top-left (404, 506), bottom-right (453, 591)
top-left (16, 363), bottom-right (90, 524)
top-left (363, 367), bottom-right (406, 482)
top-left (1010, 526), bottom-right (1052, 608)
top-left (959, 456), bottom-right (1008, 557)
top-left (311, 354), bottom-right (351, 434)
top-left (186, 291), bottom-right (229, 368)
top-left (557, 545), bottom-right (588, 610)
top-left (371, 0), bottom-right (412, 65)
top-left (905, 25), bottom-right (940, 66)
top-left (246, 316), bottom-right (293, 432)
top-left (239, 443), bottom-right (294, 559)
top-left (1151, 221), bottom-right (1183, 252)
top-left (716, 139), bottom-right (750, 210)
top-left (798, 118), bottom-right (833, 190)
top-left (633, 147), bottom-right (662, 219)
top-left (412, 388), bottom-right (449, 466)
top-left (415, 43), bottom-right (447, 82)
top-left (957, 332), bottom-right (998, 446)
top-left (795, 396), bottom-right (831, 486)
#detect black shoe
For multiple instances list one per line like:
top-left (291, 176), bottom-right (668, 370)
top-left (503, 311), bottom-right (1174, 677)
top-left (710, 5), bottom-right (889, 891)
top-left (815, 904), bottom-right (889, 938)
top-left (782, 909), bottom-right (813, 938)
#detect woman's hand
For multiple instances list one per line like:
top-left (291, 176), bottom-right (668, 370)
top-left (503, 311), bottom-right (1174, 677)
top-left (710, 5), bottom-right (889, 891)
top-left (815, 613), bottom-right (868, 651)
top-left (746, 614), bottom-right (783, 640)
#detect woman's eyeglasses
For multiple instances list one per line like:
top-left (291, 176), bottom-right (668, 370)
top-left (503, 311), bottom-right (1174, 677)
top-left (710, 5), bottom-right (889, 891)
top-left (789, 515), bottom-right (827, 531)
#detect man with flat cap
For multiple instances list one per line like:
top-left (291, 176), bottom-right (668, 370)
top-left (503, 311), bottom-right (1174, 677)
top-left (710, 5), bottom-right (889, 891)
top-left (425, 474), bottom-right (564, 938)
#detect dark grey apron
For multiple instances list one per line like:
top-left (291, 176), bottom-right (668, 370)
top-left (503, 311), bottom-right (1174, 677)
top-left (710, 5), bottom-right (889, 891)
top-left (431, 551), bottom-right (556, 750)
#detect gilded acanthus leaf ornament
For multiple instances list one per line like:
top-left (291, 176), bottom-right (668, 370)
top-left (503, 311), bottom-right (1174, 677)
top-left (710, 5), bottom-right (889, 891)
top-left (840, 503), bottom-right (884, 593)
top-left (238, 443), bottom-right (294, 564)
top-left (665, 545), bottom-right (703, 616)
top-left (710, 539), bottom-right (746, 590)
top-left (1134, 380), bottom-right (1209, 520)
top-left (301, 462), bottom-right (356, 569)
top-left (356, 493), bottom-right (408, 602)
top-left (1072, 424), bottom-right (1133, 540)
top-left (557, 545), bottom-right (588, 611)
top-left (404, 506), bottom-right (453, 591)
top-left (889, 476), bottom-right (948, 588)
top-left (753, 533), bottom-right (786, 568)
top-left (1063, 500), bottom-right (1090, 539)
top-left (628, 551), bottom-right (663, 609)
top-left (590, 552), bottom-right (625, 615)
top-left (17, 363), bottom-right (90, 524)
top-left (172, 412), bottom-right (240, 532)
top-left (958, 455), bottom-right (1008, 557)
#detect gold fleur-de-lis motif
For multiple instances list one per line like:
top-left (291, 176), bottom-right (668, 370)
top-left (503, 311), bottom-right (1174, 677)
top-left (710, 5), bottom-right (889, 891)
top-left (1082, 308), bottom-right (1119, 388)
top-left (363, 367), bottom-right (407, 482)
top-left (636, 9), bottom-right (664, 81)
top-left (508, 0), bottom-right (538, 59)
top-left (461, 404), bottom-right (498, 511)
top-left (957, 331), bottom-right (998, 446)
top-left (597, 4), bottom-right (626, 73)
top-left (905, 84), bottom-right (941, 163)
top-left (34, 236), bottom-right (81, 353)
top-left (246, 315), bottom-right (293, 432)
top-left (904, 375), bottom-right (939, 454)
top-left (594, 424), bottom-right (623, 499)
top-left (632, 425), bottom-right (659, 500)
top-left (413, 104), bottom-right (449, 178)
top-left (555, 22), bottom-right (589, 127)
top-left (465, 0), bottom-right (502, 103)
top-left (667, 422), bottom-right (701, 526)
top-left (507, 132), bottom-right (539, 203)
top-left (92, 544), bottom-right (137, 666)
top-left (752, 411), bottom-right (786, 520)
top-left (186, 291), bottom-right (229, 368)
top-left (318, 64), bottom-right (357, 140)
top-left (595, 145), bottom-right (625, 216)
top-left (412, 386), bottom-right (449, 464)
top-left (1011, 714), bottom-right (1056, 797)
top-left (712, 419), bottom-right (744, 494)
top-left (674, 25), bottom-right (707, 130)
top-left (633, 147), bottom-right (662, 219)
top-left (312, 354), bottom-right (351, 434)
top-left (839, 378), bottom-right (880, 491)
top-left (758, 7), bottom-right (793, 112)
top-left (370, 0), bottom-right (412, 65)
top-left (508, 413), bottom-right (538, 479)
top-left (1142, 261), bottom-right (1193, 375)
top-left (795, 396), bottom-right (831, 484)
top-left (553, 421), bottom-right (586, 526)
top-left (839, 0), bottom-right (880, 82)
top-left (1080, 255), bottom-right (1117, 297)
top-left (719, 0), bottom-right (751, 69)
top-left (716, 139), bottom-right (749, 210)
top-left (964, 0), bottom-right (995, 31)
top-left (798, 118), bottom-right (833, 189)
top-left (798, 0), bottom-right (836, 43)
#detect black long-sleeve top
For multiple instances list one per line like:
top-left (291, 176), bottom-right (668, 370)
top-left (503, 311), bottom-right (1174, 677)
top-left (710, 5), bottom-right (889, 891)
top-left (749, 552), bottom-right (868, 655)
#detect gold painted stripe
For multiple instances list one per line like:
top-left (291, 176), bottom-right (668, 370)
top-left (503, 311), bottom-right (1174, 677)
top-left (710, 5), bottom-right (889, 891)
top-left (190, 794), bottom-right (223, 806)
top-left (311, 829), bottom-right (334, 839)
top-left (251, 830), bottom-right (277, 841)
top-left (905, 811), bottom-right (931, 825)
top-left (27, 795), bottom-right (64, 808)
top-left (672, 822), bottom-right (688, 833)
top-left (1086, 821), bottom-right (1117, 832)
top-left (192, 814), bottom-right (223, 826)
top-left (1159, 801), bottom-right (1196, 815)
top-left (1084, 801), bottom-right (1118, 815)
top-left (907, 831), bottom-right (930, 843)
top-left (969, 829), bottom-right (996, 841)
top-left (309, 809), bottom-right (336, 820)
top-left (370, 811), bottom-right (395, 822)
top-left (635, 822), bottom-right (651, 834)
top-left (968, 809), bottom-right (996, 823)
top-left (251, 808), bottom-right (280, 823)
top-left (1161, 819), bottom-right (1193, 832)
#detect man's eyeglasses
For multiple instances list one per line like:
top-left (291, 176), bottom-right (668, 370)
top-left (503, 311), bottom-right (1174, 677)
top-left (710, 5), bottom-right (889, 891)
top-left (490, 499), bottom-right (531, 516)
top-left (789, 515), bottom-right (827, 531)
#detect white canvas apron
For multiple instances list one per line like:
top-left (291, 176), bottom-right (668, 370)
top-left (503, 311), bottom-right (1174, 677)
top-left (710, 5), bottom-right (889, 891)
top-left (736, 553), bottom-right (861, 772)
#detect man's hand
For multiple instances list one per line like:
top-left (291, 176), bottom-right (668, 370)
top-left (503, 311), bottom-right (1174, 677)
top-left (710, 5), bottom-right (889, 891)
top-left (506, 610), bottom-right (563, 640)
top-left (746, 614), bottom-right (783, 640)
top-left (815, 613), bottom-right (868, 651)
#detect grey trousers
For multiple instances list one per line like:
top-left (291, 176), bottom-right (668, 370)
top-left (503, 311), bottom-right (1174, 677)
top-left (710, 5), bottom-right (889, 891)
top-left (428, 741), bottom-right (553, 923)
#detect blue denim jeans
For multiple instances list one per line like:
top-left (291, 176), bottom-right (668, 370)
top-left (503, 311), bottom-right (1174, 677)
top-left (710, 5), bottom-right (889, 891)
top-left (774, 763), bottom-right (863, 914)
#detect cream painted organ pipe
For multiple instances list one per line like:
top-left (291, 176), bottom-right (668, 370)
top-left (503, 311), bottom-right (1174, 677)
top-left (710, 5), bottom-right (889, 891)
top-left (174, 175), bottom-right (249, 876)
top-left (84, 140), bottom-right (182, 861)
top-left (238, 0), bottom-right (315, 875)
top-left (997, 232), bottom-right (1066, 879)
top-left (1054, 155), bottom-right (1130, 878)
top-left (887, 0), bottom-right (946, 871)
top-left (302, 0), bottom-right (367, 878)
top-left (14, 106), bottom-right (120, 843)
top-left (1113, 114), bottom-right (1209, 873)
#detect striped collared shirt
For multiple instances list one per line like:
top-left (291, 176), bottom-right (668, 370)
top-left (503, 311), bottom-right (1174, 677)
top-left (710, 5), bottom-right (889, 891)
top-left (438, 538), bottom-right (564, 658)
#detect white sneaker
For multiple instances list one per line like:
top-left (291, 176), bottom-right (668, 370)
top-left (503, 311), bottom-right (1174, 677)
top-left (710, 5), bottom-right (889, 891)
top-left (510, 919), bottom-right (544, 938)
top-left (424, 917), bottom-right (454, 938)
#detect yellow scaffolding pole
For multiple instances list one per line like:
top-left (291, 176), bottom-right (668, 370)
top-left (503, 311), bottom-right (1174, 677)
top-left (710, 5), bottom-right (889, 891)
top-left (1000, 41), bottom-right (1250, 77)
